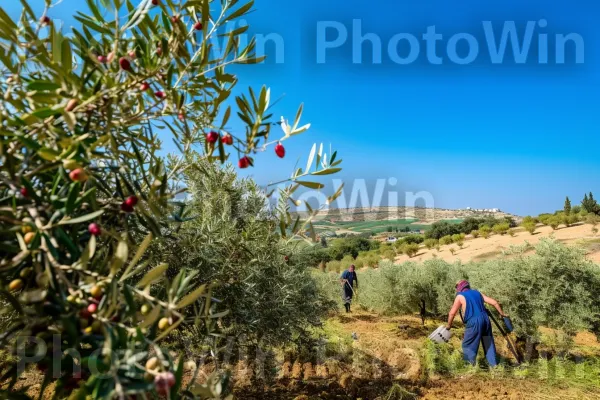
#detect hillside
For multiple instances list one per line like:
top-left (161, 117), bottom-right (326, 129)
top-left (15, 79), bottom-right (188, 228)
top-left (393, 223), bottom-right (600, 264)
top-left (304, 206), bottom-right (519, 236)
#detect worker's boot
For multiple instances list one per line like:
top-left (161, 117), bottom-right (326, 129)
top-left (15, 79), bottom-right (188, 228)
top-left (344, 303), bottom-right (350, 313)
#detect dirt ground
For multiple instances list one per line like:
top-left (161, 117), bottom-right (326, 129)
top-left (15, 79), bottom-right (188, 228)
top-left (394, 223), bottom-right (600, 264)
top-left (10, 311), bottom-right (600, 399)
top-left (234, 312), bottom-right (600, 399)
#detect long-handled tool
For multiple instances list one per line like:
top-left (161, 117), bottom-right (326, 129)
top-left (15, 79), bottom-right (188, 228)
top-left (486, 310), bottom-right (521, 365)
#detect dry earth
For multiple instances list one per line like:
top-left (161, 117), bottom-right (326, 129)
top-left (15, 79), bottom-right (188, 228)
top-left (11, 312), bottom-right (600, 399)
top-left (394, 223), bottom-right (600, 264)
top-left (234, 312), bottom-right (600, 399)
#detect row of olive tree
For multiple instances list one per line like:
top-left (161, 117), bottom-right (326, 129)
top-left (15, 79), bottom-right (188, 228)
top-left (315, 239), bottom-right (600, 355)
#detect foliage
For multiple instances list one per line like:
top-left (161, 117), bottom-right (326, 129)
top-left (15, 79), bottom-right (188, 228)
top-left (522, 216), bottom-right (538, 225)
top-left (439, 235), bottom-right (453, 246)
top-left (345, 259), bottom-right (463, 323)
top-left (469, 239), bottom-right (600, 343)
top-left (294, 244), bottom-right (332, 269)
top-left (479, 225), bottom-right (492, 239)
top-left (548, 217), bottom-right (561, 230)
top-left (492, 223), bottom-right (510, 236)
top-left (564, 196), bottom-right (572, 215)
top-left (317, 240), bottom-right (600, 354)
top-left (0, 0), bottom-right (342, 397)
top-left (457, 216), bottom-right (514, 234)
top-left (424, 238), bottom-right (438, 250)
top-left (457, 217), bottom-right (482, 235)
top-left (400, 234), bottom-right (425, 245)
top-left (402, 243), bottom-right (420, 258)
top-left (157, 161), bottom-right (333, 347)
top-left (328, 236), bottom-right (377, 260)
top-left (425, 221), bottom-right (461, 240)
top-left (587, 214), bottom-right (600, 227)
top-left (582, 192), bottom-right (600, 215)
top-left (522, 222), bottom-right (537, 235)
top-left (470, 230), bottom-right (480, 238)
top-left (537, 213), bottom-right (553, 225)
top-left (451, 233), bottom-right (465, 245)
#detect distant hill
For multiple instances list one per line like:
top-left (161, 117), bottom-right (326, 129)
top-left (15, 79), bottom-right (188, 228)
top-left (295, 206), bottom-right (520, 236)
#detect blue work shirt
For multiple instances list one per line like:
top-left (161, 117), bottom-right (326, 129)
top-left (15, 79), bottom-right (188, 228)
top-left (340, 270), bottom-right (357, 287)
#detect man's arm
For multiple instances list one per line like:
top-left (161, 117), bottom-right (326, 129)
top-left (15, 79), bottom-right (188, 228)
top-left (353, 272), bottom-right (358, 288)
top-left (340, 271), bottom-right (347, 285)
top-left (446, 296), bottom-right (462, 330)
top-left (482, 293), bottom-right (507, 317)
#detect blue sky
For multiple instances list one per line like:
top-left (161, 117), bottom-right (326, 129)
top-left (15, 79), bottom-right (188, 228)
top-left (6, 0), bottom-right (600, 216)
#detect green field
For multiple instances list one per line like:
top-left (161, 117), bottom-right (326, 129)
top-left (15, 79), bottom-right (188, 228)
top-left (313, 218), bottom-right (463, 235)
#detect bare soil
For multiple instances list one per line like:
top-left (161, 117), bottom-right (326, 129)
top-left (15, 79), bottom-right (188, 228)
top-left (233, 313), bottom-right (600, 399)
top-left (10, 311), bottom-right (600, 399)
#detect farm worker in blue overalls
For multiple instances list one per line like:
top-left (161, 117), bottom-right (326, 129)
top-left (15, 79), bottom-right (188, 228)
top-left (340, 265), bottom-right (358, 313)
top-left (446, 280), bottom-right (508, 367)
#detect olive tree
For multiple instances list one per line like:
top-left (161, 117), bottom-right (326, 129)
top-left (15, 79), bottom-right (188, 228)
top-left (0, 1), bottom-right (342, 398)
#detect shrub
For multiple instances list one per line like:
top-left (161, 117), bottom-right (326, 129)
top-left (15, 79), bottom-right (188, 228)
top-left (503, 216), bottom-right (518, 228)
top-left (402, 234), bottom-right (425, 245)
top-left (548, 217), bottom-right (561, 230)
top-left (424, 239), bottom-right (439, 250)
top-left (458, 217), bottom-right (483, 234)
top-left (538, 213), bottom-right (553, 225)
top-left (382, 249), bottom-right (397, 260)
top-left (508, 229), bottom-right (516, 237)
top-left (439, 235), bottom-right (454, 246)
top-left (449, 247), bottom-right (456, 255)
top-left (522, 216), bottom-right (539, 225)
top-left (425, 221), bottom-right (461, 240)
top-left (451, 233), bottom-right (466, 243)
top-left (157, 162), bottom-right (335, 347)
top-left (492, 223), bottom-right (510, 236)
top-left (296, 245), bottom-right (332, 269)
top-left (479, 225), bottom-right (492, 239)
top-left (522, 222), bottom-right (537, 235)
top-left (558, 212), bottom-right (572, 227)
top-left (354, 258), bottom-right (365, 269)
top-left (348, 260), bottom-right (464, 324)
top-left (328, 236), bottom-right (376, 260)
top-left (326, 260), bottom-right (343, 273)
top-left (403, 243), bottom-right (420, 258)
top-left (471, 239), bottom-right (600, 343)
top-left (568, 214), bottom-right (580, 226)
top-left (471, 230), bottom-right (480, 238)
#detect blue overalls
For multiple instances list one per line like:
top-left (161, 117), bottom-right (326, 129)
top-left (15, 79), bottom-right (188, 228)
top-left (340, 269), bottom-right (357, 303)
top-left (459, 289), bottom-right (497, 367)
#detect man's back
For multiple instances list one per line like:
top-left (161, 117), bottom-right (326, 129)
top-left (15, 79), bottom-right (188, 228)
top-left (459, 289), bottom-right (487, 323)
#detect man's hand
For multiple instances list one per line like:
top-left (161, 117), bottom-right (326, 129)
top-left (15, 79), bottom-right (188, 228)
top-left (446, 325), bottom-right (452, 330)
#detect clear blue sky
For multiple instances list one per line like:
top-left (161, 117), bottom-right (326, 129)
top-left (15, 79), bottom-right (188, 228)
top-left (6, 0), bottom-right (600, 216)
